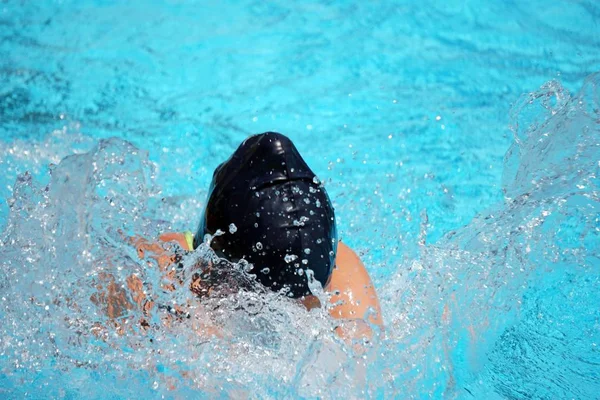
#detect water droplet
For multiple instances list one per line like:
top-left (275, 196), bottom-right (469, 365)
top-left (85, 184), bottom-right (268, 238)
top-left (256, 242), bottom-right (263, 250)
top-left (304, 248), bottom-right (311, 254)
top-left (302, 259), bottom-right (308, 265)
top-left (261, 267), bottom-right (270, 274)
top-left (228, 223), bottom-right (237, 234)
top-left (313, 176), bottom-right (320, 184)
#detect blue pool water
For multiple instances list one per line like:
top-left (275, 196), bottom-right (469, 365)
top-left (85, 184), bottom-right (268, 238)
top-left (1, 0), bottom-right (599, 398)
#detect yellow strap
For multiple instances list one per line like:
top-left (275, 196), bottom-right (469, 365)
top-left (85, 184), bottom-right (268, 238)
top-left (183, 231), bottom-right (195, 251)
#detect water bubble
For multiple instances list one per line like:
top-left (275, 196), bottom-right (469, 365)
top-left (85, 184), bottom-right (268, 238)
top-left (313, 176), bottom-right (320, 184)
top-left (260, 267), bottom-right (270, 274)
top-left (304, 248), bottom-right (311, 254)
top-left (284, 254), bottom-right (298, 263)
top-left (293, 216), bottom-right (309, 226)
top-left (228, 223), bottom-right (237, 234)
top-left (256, 242), bottom-right (263, 250)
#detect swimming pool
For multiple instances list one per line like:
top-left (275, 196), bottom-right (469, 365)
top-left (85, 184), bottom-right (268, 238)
top-left (1, 0), bottom-right (599, 398)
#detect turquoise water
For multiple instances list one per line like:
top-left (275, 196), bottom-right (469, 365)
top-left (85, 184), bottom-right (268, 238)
top-left (1, 0), bottom-right (599, 398)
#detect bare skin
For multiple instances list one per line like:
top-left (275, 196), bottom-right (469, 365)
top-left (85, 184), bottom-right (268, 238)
top-left (94, 232), bottom-right (383, 340)
top-left (326, 242), bottom-right (383, 338)
top-left (159, 232), bottom-right (384, 338)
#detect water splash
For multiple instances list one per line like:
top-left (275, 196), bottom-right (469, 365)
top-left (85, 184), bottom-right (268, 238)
top-left (1, 74), bottom-right (599, 398)
top-left (376, 73), bottom-right (599, 398)
top-left (0, 138), bottom-right (363, 398)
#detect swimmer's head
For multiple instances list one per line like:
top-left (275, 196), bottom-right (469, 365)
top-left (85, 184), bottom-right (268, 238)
top-left (195, 132), bottom-right (337, 298)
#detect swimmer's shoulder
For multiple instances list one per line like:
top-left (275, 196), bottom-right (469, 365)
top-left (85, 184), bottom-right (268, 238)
top-left (157, 233), bottom-right (383, 327)
top-left (159, 232), bottom-right (194, 251)
top-left (327, 242), bottom-right (383, 326)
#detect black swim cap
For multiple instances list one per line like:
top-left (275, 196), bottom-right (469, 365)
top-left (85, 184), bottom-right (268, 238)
top-left (195, 132), bottom-right (337, 298)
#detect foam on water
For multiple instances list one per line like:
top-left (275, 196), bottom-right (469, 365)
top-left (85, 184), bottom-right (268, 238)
top-left (1, 69), bottom-right (599, 398)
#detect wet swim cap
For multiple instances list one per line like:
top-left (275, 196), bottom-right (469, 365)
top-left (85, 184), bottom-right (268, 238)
top-left (195, 132), bottom-right (337, 298)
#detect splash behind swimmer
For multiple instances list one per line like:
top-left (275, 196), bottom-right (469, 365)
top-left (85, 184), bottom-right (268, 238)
top-left (196, 132), bottom-right (337, 298)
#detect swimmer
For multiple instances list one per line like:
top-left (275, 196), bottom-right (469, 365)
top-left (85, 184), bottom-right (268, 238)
top-left (119, 132), bottom-right (382, 340)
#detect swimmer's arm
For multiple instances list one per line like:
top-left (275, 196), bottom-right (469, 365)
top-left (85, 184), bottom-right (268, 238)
top-left (158, 233), bottom-right (225, 338)
top-left (326, 242), bottom-right (383, 339)
top-left (92, 233), bottom-right (212, 334)
top-left (90, 272), bottom-right (135, 320)
top-left (129, 232), bottom-right (190, 262)
top-left (93, 233), bottom-right (189, 320)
